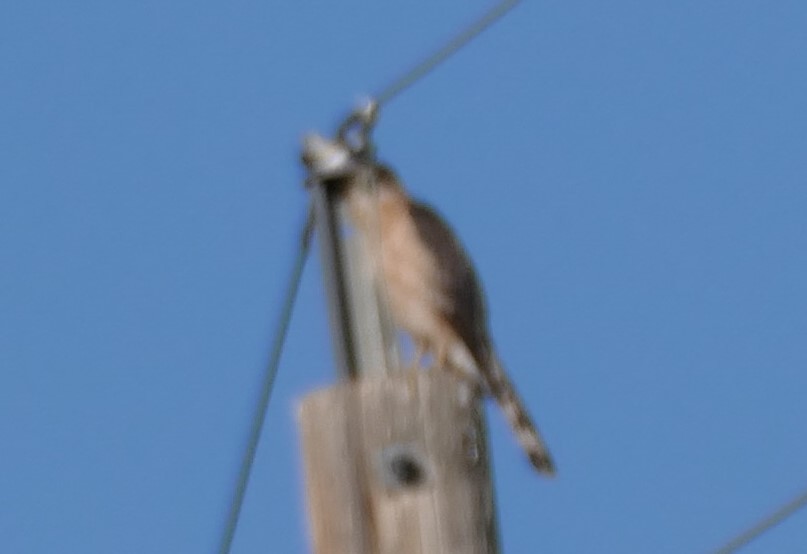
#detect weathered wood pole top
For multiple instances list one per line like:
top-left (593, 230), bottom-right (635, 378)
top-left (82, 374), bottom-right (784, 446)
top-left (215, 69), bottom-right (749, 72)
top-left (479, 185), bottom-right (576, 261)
top-left (298, 370), bottom-right (499, 554)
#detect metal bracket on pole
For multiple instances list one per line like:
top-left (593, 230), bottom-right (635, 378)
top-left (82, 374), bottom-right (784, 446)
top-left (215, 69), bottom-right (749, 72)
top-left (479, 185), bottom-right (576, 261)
top-left (301, 103), bottom-right (399, 378)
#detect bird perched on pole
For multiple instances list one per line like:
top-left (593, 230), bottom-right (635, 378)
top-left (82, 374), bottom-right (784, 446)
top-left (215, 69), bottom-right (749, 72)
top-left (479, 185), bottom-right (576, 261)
top-left (302, 133), bottom-right (556, 476)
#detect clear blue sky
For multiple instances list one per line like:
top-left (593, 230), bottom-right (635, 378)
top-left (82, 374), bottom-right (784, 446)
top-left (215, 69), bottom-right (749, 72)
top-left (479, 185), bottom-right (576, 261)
top-left (2, 1), bottom-right (806, 552)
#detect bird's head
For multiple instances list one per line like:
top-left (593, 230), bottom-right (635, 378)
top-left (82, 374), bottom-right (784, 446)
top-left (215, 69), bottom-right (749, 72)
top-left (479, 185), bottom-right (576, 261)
top-left (300, 133), bottom-right (356, 180)
top-left (301, 133), bottom-right (406, 199)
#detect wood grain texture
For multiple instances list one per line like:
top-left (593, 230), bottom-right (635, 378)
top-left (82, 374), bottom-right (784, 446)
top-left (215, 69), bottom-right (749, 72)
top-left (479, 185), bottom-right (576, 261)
top-left (298, 370), bottom-right (499, 554)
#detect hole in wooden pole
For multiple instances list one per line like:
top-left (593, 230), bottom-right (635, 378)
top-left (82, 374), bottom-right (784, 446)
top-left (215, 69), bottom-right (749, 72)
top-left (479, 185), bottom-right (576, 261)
top-left (379, 444), bottom-right (429, 489)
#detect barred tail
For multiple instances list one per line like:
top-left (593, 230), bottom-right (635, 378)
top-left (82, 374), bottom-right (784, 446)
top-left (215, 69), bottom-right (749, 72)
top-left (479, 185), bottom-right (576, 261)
top-left (485, 356), bottom-right (556, 476)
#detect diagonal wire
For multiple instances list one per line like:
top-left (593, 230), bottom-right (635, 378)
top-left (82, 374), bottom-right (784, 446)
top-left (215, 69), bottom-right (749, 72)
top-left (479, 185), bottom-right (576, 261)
top-left (712, 486), bottom-right (807, 554)
top-left (217, 208), bottom-right (314, 554)
top-left (374, 0), bottom-right (522, 107)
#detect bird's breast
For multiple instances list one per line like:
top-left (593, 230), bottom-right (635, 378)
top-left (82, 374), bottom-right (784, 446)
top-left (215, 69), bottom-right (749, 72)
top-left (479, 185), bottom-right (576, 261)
top-left (346, 193), bottom-right (449, 342)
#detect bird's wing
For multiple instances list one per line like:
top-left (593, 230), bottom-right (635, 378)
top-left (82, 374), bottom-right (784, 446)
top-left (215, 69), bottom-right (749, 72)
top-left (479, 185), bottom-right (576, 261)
top-left (407, 200), bottom-right (492, 366)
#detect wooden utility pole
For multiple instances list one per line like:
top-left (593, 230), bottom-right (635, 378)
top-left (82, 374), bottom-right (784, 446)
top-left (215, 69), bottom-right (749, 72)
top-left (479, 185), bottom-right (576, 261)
top-left (297, 113), bottom-right (500, 554)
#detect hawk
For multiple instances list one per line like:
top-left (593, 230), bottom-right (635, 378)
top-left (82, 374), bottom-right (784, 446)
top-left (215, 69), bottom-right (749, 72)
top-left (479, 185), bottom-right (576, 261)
top-left (303, 135), bottom-right (555, 475)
